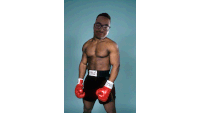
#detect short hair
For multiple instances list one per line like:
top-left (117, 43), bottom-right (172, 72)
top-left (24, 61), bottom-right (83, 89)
top-left (96, 13), bottom-right (111, 23)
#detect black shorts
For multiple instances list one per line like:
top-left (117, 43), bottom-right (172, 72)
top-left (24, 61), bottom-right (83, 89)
top-left (83, 70), bottom-right (116, 104)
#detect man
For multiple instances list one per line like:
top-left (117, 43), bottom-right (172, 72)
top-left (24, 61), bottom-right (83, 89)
top-left (75, 13), bottom-right (120, 113)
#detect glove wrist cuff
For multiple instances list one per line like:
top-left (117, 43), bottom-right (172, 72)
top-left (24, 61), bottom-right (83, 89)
top-left (104, 80), bottom-right (114, 89)
top-left (78, 78), bottom-right (83, 84)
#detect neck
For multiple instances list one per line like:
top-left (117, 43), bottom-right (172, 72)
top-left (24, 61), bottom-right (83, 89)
top-left (93, 36), bottom-right (106, 42)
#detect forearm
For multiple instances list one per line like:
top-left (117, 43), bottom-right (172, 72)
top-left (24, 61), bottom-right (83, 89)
top-left (109, 64), bottom-right (120, 82)
top-left (79, 62), bottom-right (87, 79)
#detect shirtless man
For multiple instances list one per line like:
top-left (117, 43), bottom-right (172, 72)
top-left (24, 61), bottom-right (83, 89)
top-left (75, 13), bottom-right (120, 113)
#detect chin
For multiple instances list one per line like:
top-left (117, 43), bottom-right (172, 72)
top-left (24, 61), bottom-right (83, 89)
top-left (97, 36), bottom-right (106, 39)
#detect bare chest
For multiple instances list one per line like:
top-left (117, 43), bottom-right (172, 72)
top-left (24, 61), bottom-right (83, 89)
top-left (86, 42), bottom-right (109, 58)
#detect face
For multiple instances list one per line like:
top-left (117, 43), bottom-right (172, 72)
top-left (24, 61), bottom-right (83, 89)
top-left (93, 16), bottom-right (111, 39)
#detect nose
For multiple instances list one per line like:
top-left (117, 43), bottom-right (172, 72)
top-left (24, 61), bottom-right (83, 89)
top-left (99, 26), bottom-right (104, 32)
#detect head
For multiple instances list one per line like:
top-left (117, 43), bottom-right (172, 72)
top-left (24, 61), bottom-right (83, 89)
top-left (93, 13), bottom-right (111, 39)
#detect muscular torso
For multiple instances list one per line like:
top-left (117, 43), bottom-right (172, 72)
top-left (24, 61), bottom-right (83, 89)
top-left (85, 38), bottom-right (111, 71)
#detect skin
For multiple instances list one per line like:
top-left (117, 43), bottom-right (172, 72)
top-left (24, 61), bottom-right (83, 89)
top-left (78, 16), bottom-right (120, 113)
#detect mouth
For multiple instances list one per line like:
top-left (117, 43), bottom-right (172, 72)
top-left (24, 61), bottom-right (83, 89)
top-left (97, 31), bottom-right (103, 34)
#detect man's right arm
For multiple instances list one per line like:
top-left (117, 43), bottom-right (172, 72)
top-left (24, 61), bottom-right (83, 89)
top-left (78, 43), bottom-right (88, 79)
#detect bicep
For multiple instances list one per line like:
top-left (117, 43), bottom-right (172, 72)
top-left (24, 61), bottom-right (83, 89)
top-left (80, 42), bottom-right (88, 65)
top-left (109, 45), bottom-right (120, 66)
top-left (81, 52), bottom-right (87, 65)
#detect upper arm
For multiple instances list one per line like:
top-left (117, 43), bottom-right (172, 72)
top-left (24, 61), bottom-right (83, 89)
top-left (80, 42), bottom-right (88, 65)
top-left (109, 42), bottom-right (120, 66)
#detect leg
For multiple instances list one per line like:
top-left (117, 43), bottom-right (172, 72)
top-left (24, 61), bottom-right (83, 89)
top-left (100, 79), bottom-right (116, 113)
top-left (83, 99), bottom-right (96, 113)
top-left (103, 99), bottom-right (116, 113)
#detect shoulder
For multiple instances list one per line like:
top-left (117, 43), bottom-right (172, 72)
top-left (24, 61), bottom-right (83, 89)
top-left (106, 38), bottom-right (119, 48)
top-left (82, 38), bottom-right (93, 51)
top-left (105, 38), bottom-right (119, 51)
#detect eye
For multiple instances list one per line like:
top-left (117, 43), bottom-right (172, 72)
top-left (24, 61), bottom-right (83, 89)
top-left (103, 26), bottom-right (109, 30)
top-left (95, 24), bottom-right (101, 27)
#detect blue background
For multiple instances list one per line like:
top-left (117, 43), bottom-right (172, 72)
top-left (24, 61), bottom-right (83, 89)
top-left (64, 0), bottom-right (136, 112)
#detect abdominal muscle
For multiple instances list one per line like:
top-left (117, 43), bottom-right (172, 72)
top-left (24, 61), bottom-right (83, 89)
top-left (87, 57), bottom-right (110, 71)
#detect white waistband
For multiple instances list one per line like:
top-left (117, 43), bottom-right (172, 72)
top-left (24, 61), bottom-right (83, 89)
top-left (89, 70), bottom-right (97, 77)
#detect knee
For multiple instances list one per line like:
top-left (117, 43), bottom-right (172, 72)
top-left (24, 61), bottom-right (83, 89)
top-left (106, 108), bottom-right (116, 113)
top-left (83, 106), bottom-right (92, 113)
top-left (107, 110), bottom-right (116, 113)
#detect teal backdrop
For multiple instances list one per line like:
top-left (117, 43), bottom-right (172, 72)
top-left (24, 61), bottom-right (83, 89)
top-left (64, 0), bottom-right (136, 112)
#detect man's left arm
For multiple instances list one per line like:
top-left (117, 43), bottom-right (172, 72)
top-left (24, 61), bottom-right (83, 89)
top-left (95, 42), bottom-right (120, 102)
top-left (109, 43), bottom-right (120, 82)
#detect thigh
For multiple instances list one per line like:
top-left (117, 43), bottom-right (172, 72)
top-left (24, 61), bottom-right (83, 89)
top-left (102, 84), bottom-right (116, 113)
top-left (82, 99), bottom-right (96, 111)
top-left (83, 76), bottom-right (98, 101)
top-left (103, 99), bottom-right (116, 113)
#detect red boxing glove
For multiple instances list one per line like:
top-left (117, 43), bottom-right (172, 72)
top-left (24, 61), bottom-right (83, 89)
top-left (75, 78), bottom-right (85, 98)
top-left (96, 80), bottom-right (114, 102)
